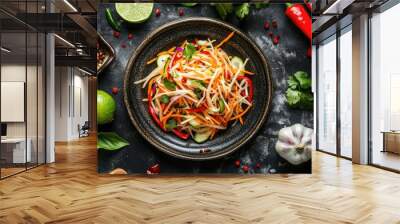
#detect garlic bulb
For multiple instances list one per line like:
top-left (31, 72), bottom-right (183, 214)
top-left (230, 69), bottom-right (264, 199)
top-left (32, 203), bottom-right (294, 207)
top-left (275, 124), bottom-right (313, 165)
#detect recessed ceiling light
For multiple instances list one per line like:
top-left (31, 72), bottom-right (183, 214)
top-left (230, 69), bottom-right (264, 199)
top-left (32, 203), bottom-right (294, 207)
top-left (1, 47), bottom-right (11, 53)
top-left (63, 0), bottom-right (78, 12)
top-left (54, 34), bottom-right (76, 48)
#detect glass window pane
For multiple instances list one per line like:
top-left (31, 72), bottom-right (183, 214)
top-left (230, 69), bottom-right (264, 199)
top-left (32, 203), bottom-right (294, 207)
top-left (318, 36), bottom-right (337, 154)
top-left (340, 28), bottom-right (352, 158)
top-left (371, 4), bottom-right (400, 171)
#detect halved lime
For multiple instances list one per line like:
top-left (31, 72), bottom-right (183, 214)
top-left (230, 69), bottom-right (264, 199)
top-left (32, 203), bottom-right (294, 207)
top-left (181, 3), bottom-right (197, 7)
top-left (115, 3), bottom-right (154, 23)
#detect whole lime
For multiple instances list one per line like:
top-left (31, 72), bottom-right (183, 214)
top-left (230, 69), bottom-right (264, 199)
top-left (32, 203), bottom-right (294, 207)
top-left (115, 3), bottom-right (154, 24)
top-left (97, 90), bottom-right (116, 125)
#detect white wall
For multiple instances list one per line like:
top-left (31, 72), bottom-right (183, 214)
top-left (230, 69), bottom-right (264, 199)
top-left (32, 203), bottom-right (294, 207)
top-left (54, 67), bottom-right (89, 141)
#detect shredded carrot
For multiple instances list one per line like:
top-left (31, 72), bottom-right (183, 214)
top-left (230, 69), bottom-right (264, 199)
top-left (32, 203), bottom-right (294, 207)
top-left (215, 31), bottom-right (235, 49)
top-left (146, 57), bottom-right (157, 65)
top-left (243, 70), bottom-right (255, 75)
top-left (139, 34), bottom-right (254, 142)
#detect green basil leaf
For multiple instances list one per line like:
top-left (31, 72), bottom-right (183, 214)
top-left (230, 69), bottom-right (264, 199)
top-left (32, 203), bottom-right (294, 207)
top-left (165, 119), bottom-right (177, 130)
top-left (183, 44), bottom-right (196, 59)
top-left (160, 95), bottom-right (170, 104)
top-left (97, 132), bottom-right (130, 151)
top-left (163, 79), bottom-right (176, 91)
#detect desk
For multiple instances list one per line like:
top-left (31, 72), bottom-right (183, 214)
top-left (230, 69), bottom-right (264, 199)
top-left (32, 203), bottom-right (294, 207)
top-left (1, 138), bottom-right (31, 163)
top-left (382, 131), bottom-right (400, 154)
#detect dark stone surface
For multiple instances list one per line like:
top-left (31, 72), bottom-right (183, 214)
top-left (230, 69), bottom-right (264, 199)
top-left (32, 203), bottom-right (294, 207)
top-left (97, 3), bottom-right (312, 174)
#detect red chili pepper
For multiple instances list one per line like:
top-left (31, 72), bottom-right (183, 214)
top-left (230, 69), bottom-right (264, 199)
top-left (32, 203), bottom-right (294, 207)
top-left (285, 3), bottom-right (312, 41)
top-left (186, 105), bottom-right (206, 113)
top-left (242, 165), bottom-right (249, 172)
top-left (172, 129), bottom-right (189, 140)
top-left (147, 164), bottom-right (160, 174)
top-left (237, 76), bottom-right (253, 103)
top-left (128, 33), bottom-right (134, 40)
top-left (148, 84), bottom-right (166, 131)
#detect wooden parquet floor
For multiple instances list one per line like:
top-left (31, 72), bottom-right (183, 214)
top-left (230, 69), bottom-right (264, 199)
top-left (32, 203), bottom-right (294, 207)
top-left (1, 135), bottom-right (400, 224)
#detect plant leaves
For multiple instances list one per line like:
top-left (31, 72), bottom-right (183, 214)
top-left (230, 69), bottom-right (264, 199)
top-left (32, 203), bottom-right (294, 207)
top-left (215, 3), bottom-right (233, 20)
top-left (293, 71), bottom-right (311, 90)
top-left (163, 79), bottom-right (176, 91)
top-left (235, 3), bottom-right (250, 20)
top-left (183, 44), bottom-right (196, 59)
top-left (97, 132), bottom-right (129, 151)
top-left (165, 119), bottom-right (177, 130)
top-left (287, 76), bottom-right (299, 90)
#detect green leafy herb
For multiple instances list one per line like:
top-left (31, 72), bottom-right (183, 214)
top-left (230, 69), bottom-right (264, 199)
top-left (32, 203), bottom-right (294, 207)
top-left (183, 44), bottom-right (196, 59)
top-left (287, 75), bottom-right (299, 90)
top-left (235, 3), bottom-right (250, 20)
top-left (194, 88), bottom-right (202, 99)
top-left (163, 79), bottom-right (176, 91)
top-left (294, 71), bottom-right (312, 90)
top-left (215, 3), bottom-right (233, 20)
top-left (165, 119), bottom-right (177, 130)
top-left (285, 71), bottom-right (313, 110)
top-left (160, 95), bottom-right (170, 104)
top-left (97, 132), bottom-right (129, 151)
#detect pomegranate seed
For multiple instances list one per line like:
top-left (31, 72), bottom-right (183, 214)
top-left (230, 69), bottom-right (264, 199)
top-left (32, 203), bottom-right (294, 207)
top-left (264, 21), bottom-right (270, 30)
top-left (121, 43), bottom-right (126, 48)
top-left (112, 87), bottom-right (119, 95)
top-left (273, 35), bottom-right (280, 45)
top-left (242, 165), bottom-right (249, 172)
top-left (307, 47), bottom-right (312, 58)
top-left (267, 32), bottom-right (273, 37)
top-left (155, 8), bottom-right (161, 17)
top-left (113, 31), bottom-right (120, 38)
top-left (128, 33), bottom-right (133, 40)
top-left (147, 164), bottom-right (160, 174)
top-left (178, 8), bottom-right (184, 16)
top-left (255, 163), bottom-right (261, 169)
top-left (235, 160), bottom-right (240, 167)
top-left (272, 20), bottom-right (278, 28)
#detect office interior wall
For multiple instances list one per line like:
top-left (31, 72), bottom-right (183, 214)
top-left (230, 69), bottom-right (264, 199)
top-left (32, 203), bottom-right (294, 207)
top-left (54, 67), bottom-right (89, 141)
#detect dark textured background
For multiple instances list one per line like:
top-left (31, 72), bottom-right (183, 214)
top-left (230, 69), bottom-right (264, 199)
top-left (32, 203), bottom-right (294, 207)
top-left (97, 3), bottom-right (312, 174)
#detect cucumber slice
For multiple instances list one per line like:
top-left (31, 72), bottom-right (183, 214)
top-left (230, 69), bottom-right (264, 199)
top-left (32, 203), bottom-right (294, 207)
top-left (194, 129), bottom-right (212, 143)
top-left (231, 56), bottom-right (244, 70)
top-left (189, 118), bottom-right (201, 128)
top-left (157, 55), bottom-right (170, 68)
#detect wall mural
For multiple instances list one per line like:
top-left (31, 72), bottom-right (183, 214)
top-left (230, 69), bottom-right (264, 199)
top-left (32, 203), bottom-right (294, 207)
top-left (97, 3), bottom-right (313, 174)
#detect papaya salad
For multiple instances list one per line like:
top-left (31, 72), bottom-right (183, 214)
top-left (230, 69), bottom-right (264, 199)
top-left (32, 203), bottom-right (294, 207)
top-left (135, 32), bottom-right (254, 143)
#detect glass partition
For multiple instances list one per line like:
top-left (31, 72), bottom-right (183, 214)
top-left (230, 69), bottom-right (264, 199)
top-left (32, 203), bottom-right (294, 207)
top-left (0, 0), bottom-right (46, 179)
top-left (317, 35), bottom-right (337, 155)
top-left (339, 27), bottom-right (352, 158)
top-left (370, 4), bottom-right (400, 171)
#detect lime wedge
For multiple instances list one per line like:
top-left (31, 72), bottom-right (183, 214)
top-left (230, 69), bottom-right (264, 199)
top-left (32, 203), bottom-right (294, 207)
top-left (115, 3), bottom-right (154, 23)
top-left (181, 3), bottom-right (197, 7)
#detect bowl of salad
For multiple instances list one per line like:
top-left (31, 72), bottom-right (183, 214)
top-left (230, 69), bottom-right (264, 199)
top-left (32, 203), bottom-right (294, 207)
top-left (124, 17), bottom-right (272, 160)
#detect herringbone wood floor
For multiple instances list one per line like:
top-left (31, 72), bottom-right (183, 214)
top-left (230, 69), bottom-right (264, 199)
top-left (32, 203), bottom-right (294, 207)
top-left (1, 136), bottom-right (400, 224)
